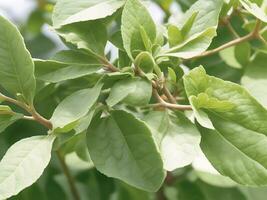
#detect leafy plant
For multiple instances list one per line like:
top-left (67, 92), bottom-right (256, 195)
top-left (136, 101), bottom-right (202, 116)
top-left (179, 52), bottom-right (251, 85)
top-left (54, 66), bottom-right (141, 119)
top-left (1, 0), bottom-right (267, 199)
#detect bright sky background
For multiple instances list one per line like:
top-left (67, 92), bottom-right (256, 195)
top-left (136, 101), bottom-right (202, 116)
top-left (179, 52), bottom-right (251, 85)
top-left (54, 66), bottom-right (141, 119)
top-left (0, 0), bottom-right (36, 23)
top-left (0, 0), bottom-right (166, 23)
top-left (0, 0), bottom-right (168, 59)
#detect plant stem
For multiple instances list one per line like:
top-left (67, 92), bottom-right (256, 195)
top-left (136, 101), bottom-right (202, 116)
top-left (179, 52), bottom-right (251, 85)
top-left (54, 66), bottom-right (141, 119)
top-left (152, 89), bottom-right (192, 111)
top-left (0, 93), bottom-right (30, 112)
top-left (192, 20), bottom-right (262, 59)
top-left (100, 57), bottom-right (120, 72)
top-left (29, 107), bottom-right (53, 130)
top-left (162, 85), bottom-right (177, 104)
top-left (0, 93), bottom-right (53, 129)
top-left (56, 151), bottom-right (81, 200)
top-left (1, 93), bottom-right (79, 200)
top-left (221, 17), bottom-right (239, 38)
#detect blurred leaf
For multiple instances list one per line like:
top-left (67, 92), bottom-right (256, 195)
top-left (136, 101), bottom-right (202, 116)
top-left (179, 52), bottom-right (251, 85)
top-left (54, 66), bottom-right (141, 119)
top-left (242, 51), bottom-right (267, 107)
top-left (240, 0), bottom-right (267, 22)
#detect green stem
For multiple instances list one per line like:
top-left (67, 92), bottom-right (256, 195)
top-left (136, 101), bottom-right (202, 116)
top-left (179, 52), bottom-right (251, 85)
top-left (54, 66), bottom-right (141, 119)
top-left (56, 151), bottom-right (81, 200)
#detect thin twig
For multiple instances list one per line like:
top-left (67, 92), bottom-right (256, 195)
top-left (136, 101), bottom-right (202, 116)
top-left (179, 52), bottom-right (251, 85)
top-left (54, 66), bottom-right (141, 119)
top-left (0, 93), bottom-right (30, 112)
top-left (152, 89), bottom-right (192, 111)
top-left (162, 85), bottom-right (177, 104)
top-left (0, 93), bottom-right (53, 129)
top-left (1, 93), bottom-right (79, 199)
top-left (56, 151), bottom-right (80, 200)
top-left (192, 20), bottom-right (262, 59)
top-left (222, 18), bottom-right (239, 38)
top-left (259, 35), bottom-right (267, 46)
top-left (29, 107), bottom-right (53, 129)
top-left (100, 58), bottom-right (119, 72)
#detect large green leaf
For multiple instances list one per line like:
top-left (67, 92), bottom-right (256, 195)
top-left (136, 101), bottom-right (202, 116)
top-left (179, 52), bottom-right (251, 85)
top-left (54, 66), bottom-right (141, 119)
top-left (144, 111), bottom-right (200, 171)
top-left (34, 59), bottom-right (101, 83)
top-left (87, 110), bottom-right (166, 192)
top-left (161, 0), bottom-right (223, 59)
top-left (0, 135), bottom-right (55, 199)
top-left (51, 82), bottom-right (103, 131)
top-left (239, 0), bottom-right (267, 22)
top-left (106, 77), bottom-right (152, 107)
top-left (0, 15), bottom-right (36, 104)
top-left (121, 0), bottom-right (157, 59)
top-left (184, 66), bottom-right (267, 186)
top-left (240, 186), bottom-right (267, 200)
top-left (192, 150), bottom-right (237, 187)
top-left (242, 51), bottom-right (267, 107)
top-left (56, 21), bottom-right (108, 57)
top-left (53, 0), bottom-right (125, 27)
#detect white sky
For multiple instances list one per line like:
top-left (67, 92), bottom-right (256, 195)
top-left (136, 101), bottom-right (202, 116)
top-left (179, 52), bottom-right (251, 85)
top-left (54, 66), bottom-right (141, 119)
top-left (0, 0), bottom-right (36, 23)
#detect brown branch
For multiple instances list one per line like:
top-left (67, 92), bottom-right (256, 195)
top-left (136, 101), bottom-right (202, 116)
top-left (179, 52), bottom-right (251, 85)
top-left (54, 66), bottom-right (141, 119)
top-left (162, 85), bottom-right (177, 104)
top-left (29, 107), bottom-right (53, 130)
top-left (221, 18), bottom-right (239, 38)
top-left (0, 93), bottom-right (52, 129)
top-left (152, 89), bottom-right (192, 111)
top-left (192, 20), bottom-right (262, 59)
top-left (100, 58), bottom-right (120, 72)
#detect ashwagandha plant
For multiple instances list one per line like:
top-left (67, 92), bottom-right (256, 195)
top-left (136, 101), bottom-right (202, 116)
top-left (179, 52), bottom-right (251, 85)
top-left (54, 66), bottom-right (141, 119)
top-left (1, 0), bottom-right (267, 199)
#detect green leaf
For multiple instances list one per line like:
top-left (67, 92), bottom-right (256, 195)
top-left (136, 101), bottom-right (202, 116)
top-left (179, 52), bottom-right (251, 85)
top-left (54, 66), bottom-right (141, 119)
top-left (0, 114), bottom-right (23, 134)
top-left (0, 106), bottom-right (23, 134)
top-left (163, 28), bottom-right (217, 59)
top-left (87, 110), bottom-right (166, 192)
top-left (234, 42), bottom-right (251, 66)
top-left (197, 118), bottom-right (267, 186)
top-left (0, 15), bottom-right (36, 104)
top-left (220, 43), bottom-right (251, 69)
top-left (116, 182), bottom-right (152, 200)
top-left (180, 11), bottom-right (198, 37)
top-left (197, 180), bottom-right (247, 200)
top-left (168, 25), bottom-right (183, 47)
top-left (239, 0), bottom-right (267, 22)
top-left (241, 51), bottom-right (267, 107)
top-left (51, 50), bottom-right (100, 65)
top-left (51, 82), bottom-right (103, 131)
top-left (0, 135), bottom-right (55, 199)
top-left (219, 47), bottom-right (242, 69)
top-left (184, 66), bottom-right (267, 186)
top-left (56, 21), bottom-right (107, 57)
top-left (106, 77), bottom-right (152, 107)
top-left (34, 59), bottom-right (101, 83)
top-left (121, 0), bottom-right (157, 59)
top-left (192, 151), bottom-right (237, 187)
top-left (134, 52), bottom-right (155, 73)
top-left (144, 111), bottom-right (200, 171)
top-left (162, 0), bottom-right (223, 59)
top-left (240, 186), bottom-right (267, 200)
top-left (53, 0), bottom-right (125, 27)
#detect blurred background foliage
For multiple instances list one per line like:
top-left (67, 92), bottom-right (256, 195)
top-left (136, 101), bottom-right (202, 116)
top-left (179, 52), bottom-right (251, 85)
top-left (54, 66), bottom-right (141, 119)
top-left (0, 0), bottom-right (267, 199)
